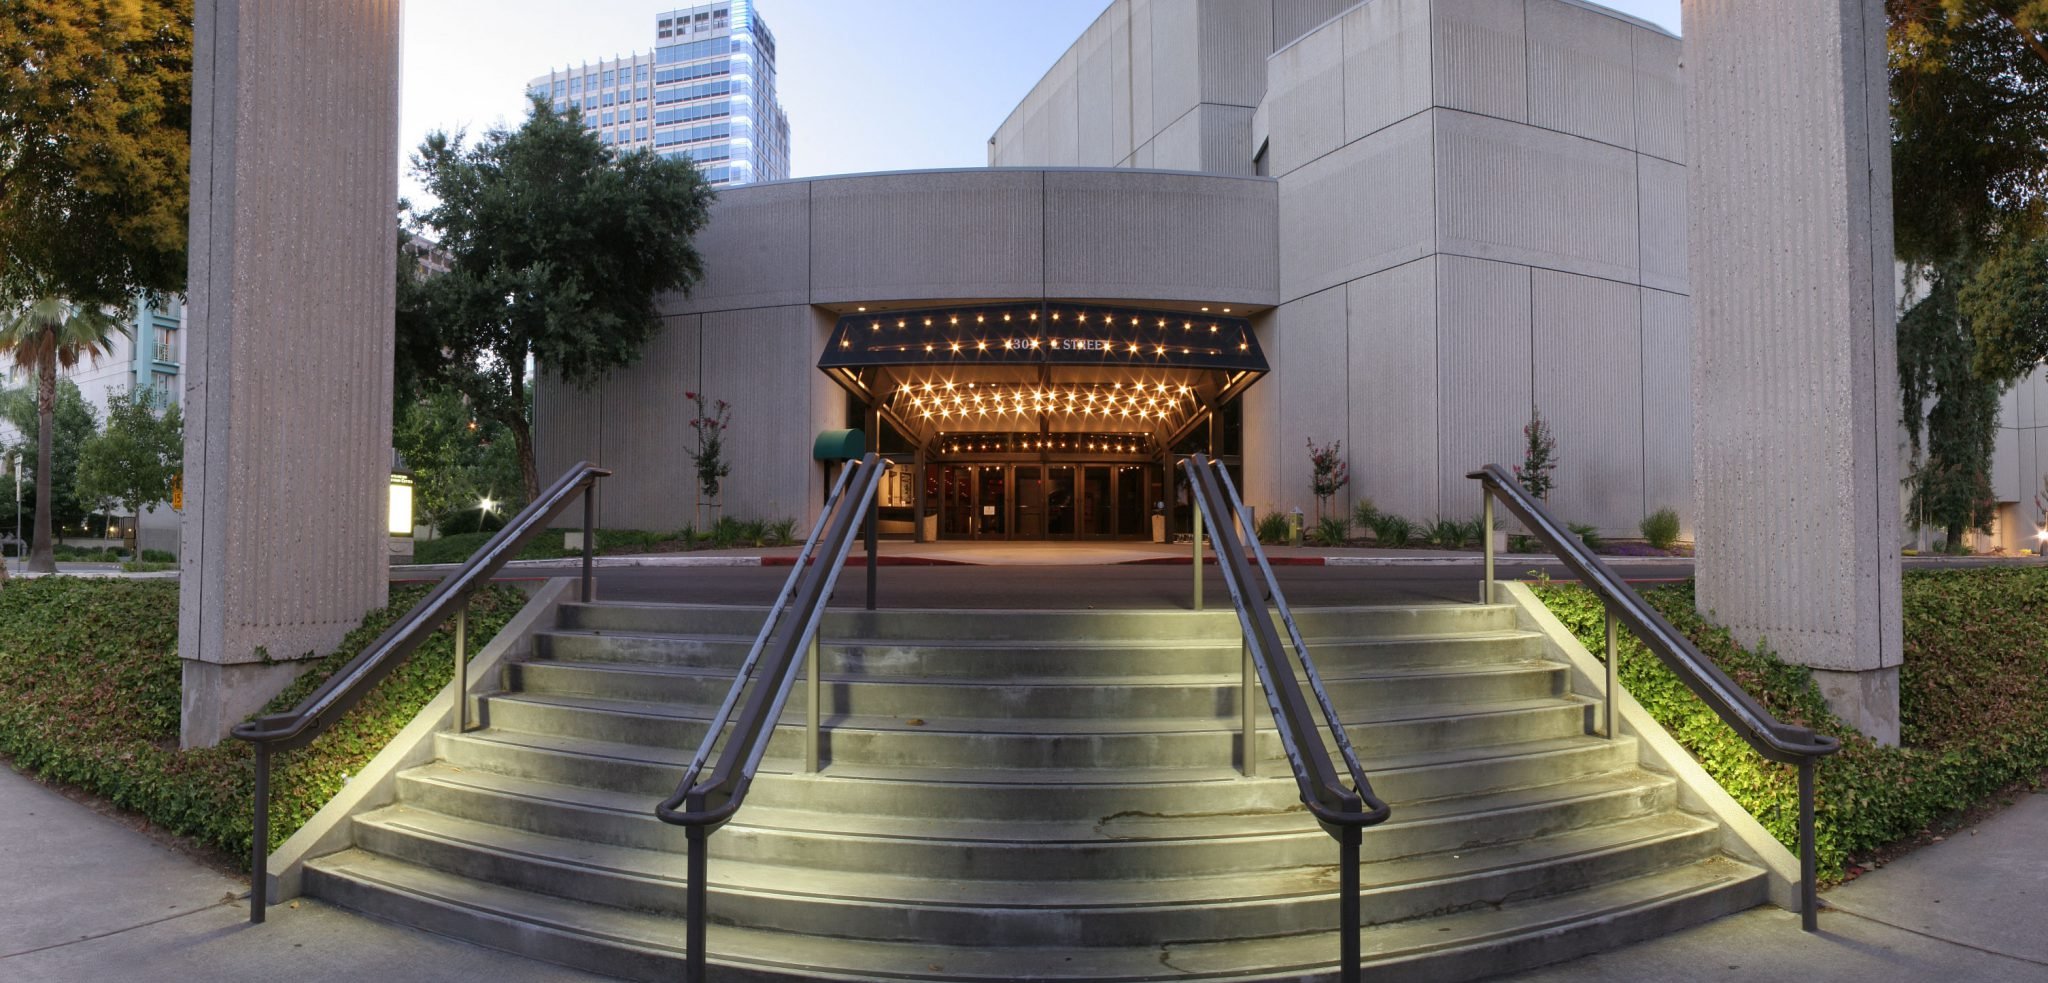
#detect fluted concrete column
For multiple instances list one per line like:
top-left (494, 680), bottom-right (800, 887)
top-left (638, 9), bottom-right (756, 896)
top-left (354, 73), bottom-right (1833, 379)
top-left (179, 0), bottom-right (402, 747)
top-left (1685, 0), bottom-right (1902, 743)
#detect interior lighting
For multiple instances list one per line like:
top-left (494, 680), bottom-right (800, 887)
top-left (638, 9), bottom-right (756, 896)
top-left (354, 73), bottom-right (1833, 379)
top-left (898, 319), bottom-right (906, 328)
top-left (977, 314), bottom-right (985, 323)
top-left (977, 340), bottom-right (988, 350)
top-left (1029, 312), bottom-right (1038, 320)
top-left (1201, 306), bottom-right (1210, 312)
top-left (1003, 313), bottom-right (1012, 321)
top-left (950, 316), bottom-right (959, 325)
top-left (949, 342), bottom-right (961, 352)
top-left (1222, 307), bottom-right (1232, 313)
top-left (857, 306), bottom-right (867, 312)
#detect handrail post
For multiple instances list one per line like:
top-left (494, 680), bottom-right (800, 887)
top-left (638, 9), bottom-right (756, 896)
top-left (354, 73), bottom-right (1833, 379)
top-left (1603, 605), bottom-right (1617, 739)
top-left (865, 470), bottom-right (878, 612)
top-left (1799, 757), bottom-right (1818, 932)
top-left (1192, 501), bottom-right (1204, 611)
top-left (1339, 824), bottom-right (1361, 983)
top-left (250, 743), bottom-right (270, 923)
top-left (455, 603), bottom-right (468, 733)
top-left (1481, 490), bottom-right (1495, 603)
top-left (805, 634), bottom-right (821, 773)
top-left (580, 487), bottom-right (596, 603)
top-left (686, 823), bottom-right (709, 982)
top-left (1241, 637), bottom-right (1256, 777)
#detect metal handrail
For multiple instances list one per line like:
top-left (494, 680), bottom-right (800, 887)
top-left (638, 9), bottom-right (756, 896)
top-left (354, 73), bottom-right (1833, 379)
top-left (230, 459), bottom-right (610, 923)
top-left (1181, 454), bottom-right (1389, 983)
top-left (655, 452), bottom-right (888, 983)
top-left (1468, 463), bottom-right (1841, 929)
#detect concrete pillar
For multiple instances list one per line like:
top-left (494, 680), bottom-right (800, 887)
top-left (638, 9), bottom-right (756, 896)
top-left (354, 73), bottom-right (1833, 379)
top-left (1684, 0), bottom-right (1902, 743)
top-left (179, 0), bottom-right (403, 747)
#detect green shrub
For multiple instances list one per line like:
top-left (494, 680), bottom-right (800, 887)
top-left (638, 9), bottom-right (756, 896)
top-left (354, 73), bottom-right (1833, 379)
top-left (1533, 570), bottom-right (2048, 883)
top-left (1256, 511), bottom-right (1292, 545)
top-left (141, 549), bottom-right (175, 563)
top-left (763, 519), bottom-right (798, 547)
top-left (1309, 515), bottom-right (1351, 547)
top-left (1461, 517), bottom-right (1491, 547)
top-left (1641, 508), bottom-right (1682, 550)
top-left (1568, 522), bottom-right (1604, 551)
top-left (1351, 498), bottom-right (1379, 528)
top-left (0, 578), bottom-right (524, 865)
top-left (120, 561), bottom-right (175, 573)
top-left (1366, 513), bottom-right (1414, 547)
top-left (1425, 517), bottom-right (1469, 549)
top-left (1508, 534), bottom-right (1536, 554)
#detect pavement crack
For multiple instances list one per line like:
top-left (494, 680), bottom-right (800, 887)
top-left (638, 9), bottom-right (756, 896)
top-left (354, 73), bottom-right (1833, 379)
top-left (1822, 902), bottom-right (2048, 969)
top-left (0, 897), bottom-right (239, 961)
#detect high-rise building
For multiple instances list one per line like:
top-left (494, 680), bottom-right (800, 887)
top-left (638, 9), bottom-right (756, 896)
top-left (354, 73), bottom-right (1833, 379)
top-left (527, 0), bottom-right (790, 187)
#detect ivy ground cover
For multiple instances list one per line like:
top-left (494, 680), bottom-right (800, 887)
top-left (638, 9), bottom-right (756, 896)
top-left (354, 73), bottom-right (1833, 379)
top-left (0, 578), bottom-right (524, 865)
top-left (1535, 569), bottom-right (2048, 881)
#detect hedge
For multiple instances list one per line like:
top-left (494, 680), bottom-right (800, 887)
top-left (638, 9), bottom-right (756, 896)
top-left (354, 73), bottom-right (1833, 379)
top-left (1533, 569), bottom-right (2048, 882)
top-left (0, 578), bottom-right (524, 865)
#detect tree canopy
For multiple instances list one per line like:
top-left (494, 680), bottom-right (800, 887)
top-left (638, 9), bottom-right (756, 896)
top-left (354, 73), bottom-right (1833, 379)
top-left (393, 387), bottom-right (522, 535)
top-left (397, 99), bottom-right (715, 498)
top-left (0, 380), bottom-right (99, 539)
top-left (0, 0), bottom-right (191, 307)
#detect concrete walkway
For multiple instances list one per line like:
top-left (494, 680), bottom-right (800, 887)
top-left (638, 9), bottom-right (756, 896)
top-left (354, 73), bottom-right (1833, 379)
top-left (3, 756), bottom-right (2041, 981)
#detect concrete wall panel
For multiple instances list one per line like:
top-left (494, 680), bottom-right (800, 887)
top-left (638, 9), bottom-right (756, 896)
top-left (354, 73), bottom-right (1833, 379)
top-left (1240, 310), bottom-right (1284, 511)
top-left (1278, 112), bottom-right (1436, 303)
top-left (1273, 0), bottom-right (1358, 52)
top-left (1200, 0), bottom-right (1271, 108)
top-left (1266, 16), bottom-right (1346, 176)
top-left (1531, 270), bottom-right (1643, 533)
top-left (533, 357), bottom-right (610, 495)
top-left (697, 306), bottom-right (819, 525)
top-left (597, 315), bottom-right (702, 530)
top-left (1526, 0), bottom-right (1636, 150)
top-left (1201, 104), bottom-right (1257, 174)
top-left (1078, 19), bottom-right (1119, 166)
top-left (1432, 0), bottom-right (1527, 123)
top-left (1348, 258), bottom-right (1439, 520)
top-left (1152, 0), bottom-right (1203, 138)
top-left (667, 179), bottom-right (809, 315)
top-left (1047, 49), bottom-right (1084, 166)
top-left (1276, 286), bottom-right (1351, 513)
top-left (1434, 256), bottom-right (1532, 517)
top-left (1435, 110), bottom-right (1640, 284)
top-left (1641, 288), bottom-right (1692, 530)
top-left (808, 171), bottom-right (1045, 303)
top-left (1637, 154), bottom-right (1687, 294)
top-left (1632, 29), bottom-right (1685, 164)
top-left (1043, 170), bottom-right (1279, 305)
top-left (1343, 0), bottom-right (1433, 143)
top-left (1153, 106), bottom-right (1206, 171)
top-left (1111, 3), bottom-right (1135, 163)
top-left (1132, 0), bottom-right (1156, 145)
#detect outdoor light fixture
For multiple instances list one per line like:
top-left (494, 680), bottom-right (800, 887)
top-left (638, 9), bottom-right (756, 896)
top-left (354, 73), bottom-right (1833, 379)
top-left (388, 472), bottom-right (414, 536)
top-left (479, 497), bottom-right (497, 515)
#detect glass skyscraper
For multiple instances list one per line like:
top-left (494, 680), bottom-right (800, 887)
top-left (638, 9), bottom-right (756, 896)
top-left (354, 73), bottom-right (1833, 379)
top-left (527, 0), bottom-right (790, 187)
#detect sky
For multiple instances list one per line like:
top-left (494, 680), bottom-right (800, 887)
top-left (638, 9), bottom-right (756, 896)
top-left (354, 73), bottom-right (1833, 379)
top-left (399, 0), bottom-right (1683, 202)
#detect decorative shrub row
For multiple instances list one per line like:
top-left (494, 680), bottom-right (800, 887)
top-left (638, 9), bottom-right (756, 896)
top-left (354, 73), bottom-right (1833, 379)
top-left (1533, 570), bottom-right (2048, 882)
top-left (0, 578), bottom-right (524, 865)
top-left (413, 519), bottom-right (798, 566)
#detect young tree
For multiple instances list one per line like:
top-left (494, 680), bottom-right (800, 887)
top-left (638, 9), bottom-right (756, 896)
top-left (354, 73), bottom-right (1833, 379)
top-left (75, 388), bottom-right (183, 539)
top-left (0, 1), bottom-right (191, 309)
top-left (1514, 408), bottom-right (1557, 501)
top-left (0, 302), bottom-right (122, 570)
top-left (398, 99), bottom-right (715, 499)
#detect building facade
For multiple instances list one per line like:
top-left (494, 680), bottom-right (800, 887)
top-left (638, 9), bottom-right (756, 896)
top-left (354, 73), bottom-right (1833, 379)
top-left (526, 0), bottom-right (791, 187)
top-left (536, 0), bottom-right (1688, 543)
top-left (0, 293), bottom-right (184, 555)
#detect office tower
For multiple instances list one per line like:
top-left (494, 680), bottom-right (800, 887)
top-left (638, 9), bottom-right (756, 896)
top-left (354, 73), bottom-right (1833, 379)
top-left (527, 0), bottom-right (790, 186)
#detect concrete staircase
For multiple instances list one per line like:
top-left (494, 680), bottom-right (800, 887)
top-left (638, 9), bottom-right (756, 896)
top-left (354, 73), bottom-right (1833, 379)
top-left (303, 600), bottom-right (1766, 981)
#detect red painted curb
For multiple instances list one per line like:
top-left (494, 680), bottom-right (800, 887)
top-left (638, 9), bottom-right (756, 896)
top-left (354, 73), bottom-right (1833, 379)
top-left (760, 555), bottom-right (975, 567)
top-left (1116, 556), bottom-right (1327, 566)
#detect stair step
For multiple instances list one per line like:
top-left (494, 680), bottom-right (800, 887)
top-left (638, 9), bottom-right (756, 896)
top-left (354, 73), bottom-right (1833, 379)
top-left (532, 628), bottom-right (1547, 677)
top-left (349, 803), bottom-right (1722, 945)
top-left (395, 761), bottom-right (1681, 877)
top-left (305, 848), bottom-right (1764, 982)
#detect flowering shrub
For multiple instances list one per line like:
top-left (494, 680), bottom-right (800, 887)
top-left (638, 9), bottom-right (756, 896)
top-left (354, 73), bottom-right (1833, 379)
top-left (1306, 438), bottom-right (1350, 522)
top-left (685, 391), bottom-right (732, 500)
top-left (1514, 408), bottom-right (1557, 500)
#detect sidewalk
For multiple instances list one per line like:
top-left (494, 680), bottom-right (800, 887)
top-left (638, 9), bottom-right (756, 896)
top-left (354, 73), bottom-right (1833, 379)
top-left (3, 756), bottom-right (2041, 981)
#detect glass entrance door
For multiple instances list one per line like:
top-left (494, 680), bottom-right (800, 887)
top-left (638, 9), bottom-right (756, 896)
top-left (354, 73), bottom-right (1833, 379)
top-left (939, 465), bottom-right (973, 538)
top-left (975, 465), bottom-right (1007, 537)
top-left (1014, 466), bottom-right (1044, 538)
top-left (1080, 466), bottom-right (1111, 538)
top-left (1046, 466), bottom-right (1076, 537)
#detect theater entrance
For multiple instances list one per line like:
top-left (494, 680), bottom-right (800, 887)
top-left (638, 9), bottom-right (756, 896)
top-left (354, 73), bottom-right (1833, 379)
top-left (932, 462), bottom-right (1158, 542)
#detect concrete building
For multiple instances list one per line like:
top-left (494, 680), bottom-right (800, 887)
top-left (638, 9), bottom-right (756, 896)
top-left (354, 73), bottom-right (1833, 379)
top-left (537, 0), bottom-right (1687, 547)
top-left (526, 0), bottom-right (791, 187)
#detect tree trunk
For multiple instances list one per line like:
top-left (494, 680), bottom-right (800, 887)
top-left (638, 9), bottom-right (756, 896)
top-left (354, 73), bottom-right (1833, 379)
top-left (28, 354), bottom-right (56, 573)
top-left (510, 368), bottom-right (538, 502)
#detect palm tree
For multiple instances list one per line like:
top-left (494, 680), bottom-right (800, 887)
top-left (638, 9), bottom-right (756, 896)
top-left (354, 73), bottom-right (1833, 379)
top-left (0, 298), bottom-right (125, 572)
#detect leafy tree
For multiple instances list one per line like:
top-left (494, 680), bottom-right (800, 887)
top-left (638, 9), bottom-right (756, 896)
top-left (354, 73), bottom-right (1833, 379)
top-left (0, 379), bottom-right (100, 545)
top-left (75, 388), bottom-right (182, 533)
top-left (398, 99), bottom-right (715, 499)
top-left (0, 0), bottom-right (191, 308)
top-left (1888, 1), bottom-right (2048, 539)
top-left (0, 301), bottom-right (121, 570)
top-left (1514, 408), bottom-right (1557, 501)
top-left (393, 387), bottom-right (522, 536)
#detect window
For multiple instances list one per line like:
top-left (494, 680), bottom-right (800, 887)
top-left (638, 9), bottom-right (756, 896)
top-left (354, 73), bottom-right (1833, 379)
top-left (151, 370), bottom-right (176, 401)
top-left (153, 325), bottom-right (175, 362)
top-left (636, 65), bottom-right (649, 82)
top-left (603, 69), bottom-right (615, 87)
